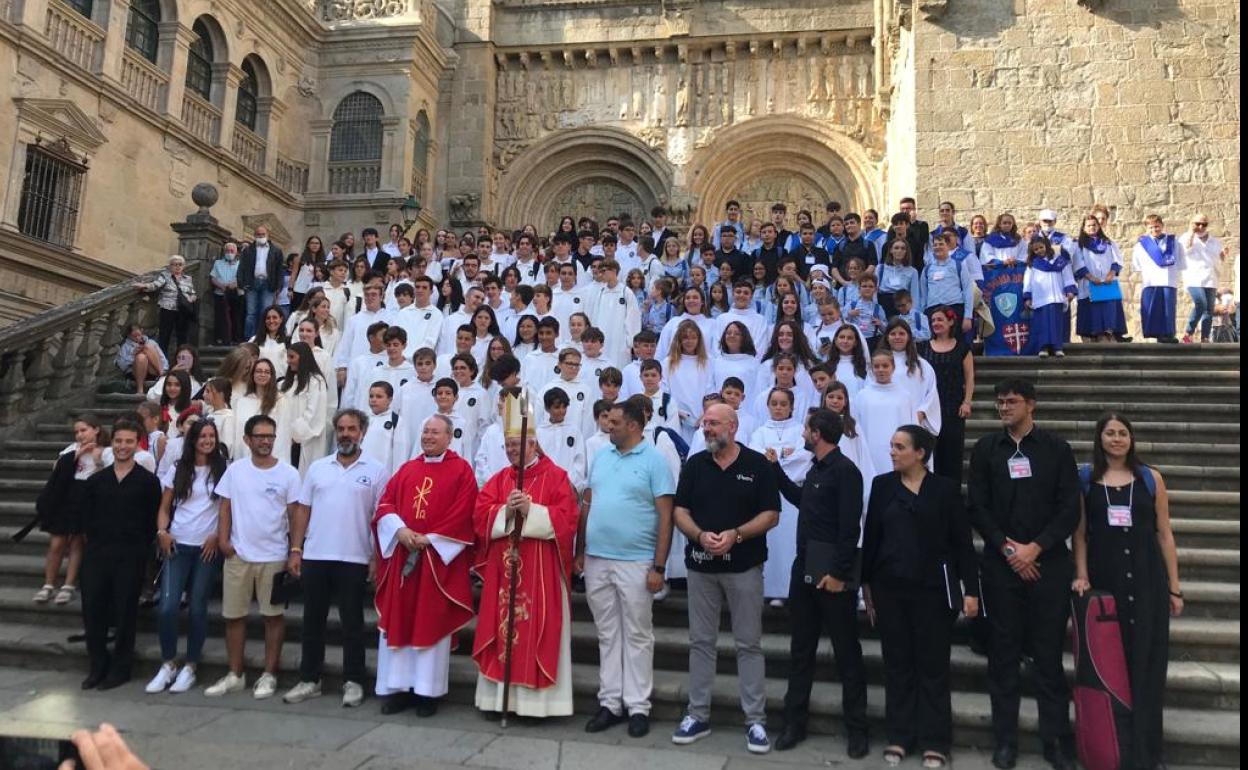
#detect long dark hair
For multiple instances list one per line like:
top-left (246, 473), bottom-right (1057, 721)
top-left (762, 319), bottom-right (818, 369)
top-left (437, 277), bottom-right (464, 313)
top-left (1077, 214), bottom-right (1115, 251)
top-left (822, 382), bottom-right (858, 438)
top-left (881, 317), bottom-right (921, 375)
top-left (171, 419), bottom-right (228, 504)
top-left (471, 305), bottom-right (502, 337)
top-left (281, 341), bottom-right (325, 396)
top-left (161, 370), bottom-right (193, 412)
top-left (835, 326), bottom-right (868, 380)
top-left (717, 320), bottom-right (758, 356)
top-left (1091, 411), bottom-right (1144, 482)
top-left (251, 305), bottom-right (288, 346)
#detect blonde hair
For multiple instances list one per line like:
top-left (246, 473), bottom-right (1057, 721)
top-left (667, 319), bottom-right (708, 370)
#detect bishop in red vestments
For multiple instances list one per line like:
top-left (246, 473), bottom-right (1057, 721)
top-left (373, 414), bottom-right (476, 716)
top-left (473, 430), bottom-right (579, 717)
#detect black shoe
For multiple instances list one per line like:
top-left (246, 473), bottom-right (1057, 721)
top-left (847, 732), bottom-right (870, 759)
top-left (81, 670), bottom-right (107, 690)
top-left (413, 695), bottom-right (438, 718)
top-left (774, 725), bottom-right (806, 751)
top-left (97, 673), bottom-right (130, 691)
top-left (1043, 740), bottom-right (1074, 770)
top-left (627, 713), bottom-right (650, 738)
top-left (584, 706), bottom-right (627, 733)
top-left (380, 692), bottom-right (413, 715)
top-left (992, 743), bottom-right (1018, 769)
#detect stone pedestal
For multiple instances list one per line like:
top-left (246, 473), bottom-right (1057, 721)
top-left (170, 183), bottom-right (232, 348)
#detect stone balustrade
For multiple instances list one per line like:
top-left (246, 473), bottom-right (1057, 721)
top-left (328, 161), bottom-right (381, 194)
top-left (181, 92), bottom-right (221, 146)
top-left (120, 49), bottom-right (168, 113)
top-left (276, 156), bottom-right (310, 195)
top-left (231, 125), bottom-right (267, 175)
top-left (44, 0), bottom-right (104, 72)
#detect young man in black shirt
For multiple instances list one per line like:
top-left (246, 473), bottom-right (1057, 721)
top-left (771, 409), bottom-right (869, 757)
top-left (790, 223), bottom-right (832, 280)
top-left (755, 222), bottom-right (787, 285)
top-left (671, 404), bottom-right (780, 754)
top-left (968, 378), bottom-right (1080, 770)
top-left (79, 420), bottom-right (162, 690)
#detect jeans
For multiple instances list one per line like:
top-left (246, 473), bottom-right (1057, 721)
top-left (1186, 287), bottom-right (1216, 339)
top-left (157, 544), bottom-right (219, 663)
top-left (243, 285), bottom-right (276, 338)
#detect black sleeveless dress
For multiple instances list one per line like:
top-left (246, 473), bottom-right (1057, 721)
top-left (1084, 474), bottom-right (1170, 769)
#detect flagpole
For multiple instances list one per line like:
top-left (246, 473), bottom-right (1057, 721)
top-left (500, 395), bottom-right (529, 728)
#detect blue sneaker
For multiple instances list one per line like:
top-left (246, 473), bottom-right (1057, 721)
top-left (746, 723), bottom-right (771, 754)
top-left (672, 715), bottom-right (712, 745)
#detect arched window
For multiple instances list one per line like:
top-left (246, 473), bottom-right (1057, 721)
top-left (185, 19), bottom-right (214, 100)
top-left (125, 0), bottom-right (161, 63)
top-left (236, 59), bottom-right (259, 131)
top-left (328, 92), bottom-right (384, 194)
top-left (411, 111), bottom-right (431, 201)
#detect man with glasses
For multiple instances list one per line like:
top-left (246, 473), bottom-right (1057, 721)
top-left (205, 415), bottom-right (302, 700)
top-left (1180, 214), bottom-right (1225, 343)
top-left (967, 379), bottom-right (1080, 770)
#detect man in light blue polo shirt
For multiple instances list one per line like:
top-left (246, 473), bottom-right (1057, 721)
top-left (575, 395), bottom-right (675, 739)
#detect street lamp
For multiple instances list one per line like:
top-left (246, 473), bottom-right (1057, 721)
top-left (400, 194), bottom-right (422, 230)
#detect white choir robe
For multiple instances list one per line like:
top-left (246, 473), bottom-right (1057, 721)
top-left (437, 310), bottom-right (472, 355)
top-left (641, 390), bottom-right (682, 436)
top-left (360, 361), bottom-right (416, 412)
top-left (521, 349), bottom-right (561, 393)
top-left (392, 304), bottom-right (444, 357)
top-left (588, 283), bottom-right (642, 368)
top-left (647, 430), bottom-right (688, 581)
top-left (285, 378), bottom-right (329, 476)
top-left (748, 378), bottom-right (815, 427)
top-left (656, 313), bottom-right (715, 362)
top-left (341, 351), bottom-right (387, 414)
top-left (980, 239), bottom-right (1028, 267)
top-left (551, 286), bottom-right (587, 342)
top-left (667, 356), bottom-right (716, 442)
top-left (579, 356), bottom-right (610, 404)
top-left (537, 421), bottom-right (587, 492)
top-left (311, 347), bottom-right (339, 438)
top-left (749, 419), bottom-right (812, 599)
top-left (712, 308), bottom-right (773, 355)
top-left (334, 308), bottom-right (387, 371)
top-left (361, 410), bottom-right (404, 478)
top-left (258, 336), bottom-right (288, 380)
top-left (1023, 261), bottom-right (1078, 309)
top-left (322, 284), bottom-right (353, 330)
top-left (206, 406), bottom-right (245, 465)
top-left (455, 382), bottom-right (492, 460)
top-left (711, 353), bottom-right (760, 401)
top-left (319, 326), bottom-right (343, 362)
top-left (1131, 239), bottom-right (1187, 289)
top-left (585, 431), bottom-right (611, 470)
top-left (855, 379), bottom-right (920, 478)
top-left (234, 393), bottom-right (291, 464)
top-left (397, 379), bottom-right (437, 459)
top-left (838, 426), bottom-right (877, 545)
top-left (473, 422), bottom-right (508, 489)
top-left (1072, 243), bottom-right (1124, 300)
top-left (834, 356), bottom-right (868, 398)
top-left (375, 513), bottom-right (466, 698)
top-left (538, 376), bottom-right (596, 439)
top-left (889, 351), bottom-right (943, 437)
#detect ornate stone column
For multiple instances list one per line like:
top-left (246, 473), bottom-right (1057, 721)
top-left (308, 119), bottom-right (333, 194)
top-left (170, 183), bottom-right (232, 347)
top-left (214, 62), bottom-right (244, 150)
top-left (97, 0), bottom-right (132, 84)
top-left (257, 95), bottom-right (286, 177)
top-left (160, 21), bottom-right (195, 119)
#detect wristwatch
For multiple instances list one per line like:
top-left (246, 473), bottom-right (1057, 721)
top-left (652, 565), bottom-right (666, 575)
top-left (735, 530), bottom-right (745, 545)
top-left (1002, 544), bottom-right (1017, 557)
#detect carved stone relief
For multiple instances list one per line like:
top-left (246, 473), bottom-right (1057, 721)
top-left (735, 173), bottom-right (828, 226)
top-left (548, 180), bottom-right (644, 228)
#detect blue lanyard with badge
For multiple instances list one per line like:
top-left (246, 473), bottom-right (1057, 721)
top-left (1007, 440), bottom-right (1032, 480)
top-left (1106, 480), bottom-right (1134, 528)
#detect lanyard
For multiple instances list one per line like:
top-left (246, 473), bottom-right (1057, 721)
top-left (1104, 478), bottom-right (1135, 511)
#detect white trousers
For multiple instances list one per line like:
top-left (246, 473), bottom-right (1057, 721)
top-left (583, 556), bottom-right (655, 716)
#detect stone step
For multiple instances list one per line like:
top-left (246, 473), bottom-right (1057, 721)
top-left (975, 354), bottom-right (1239, 370)
top-left (953, 462), bottom-right (1241, 493)
top-left (983, 343), bottom-right (1239, 357)
top-left (1170, 519), bottom-right (1241, 551)
top-left (0, 587), bottom-right (1236, 711)
top-left (965, 419), bottom-right (1237, 444)
top-left (970, 383), bottom-right (1242, 401)
top-left (963, 369), bottom-right (1241, 385)
top-left (0, 622), bottom-right (1237, 765)
top-left (967, 402), bottom-right (1239, 420)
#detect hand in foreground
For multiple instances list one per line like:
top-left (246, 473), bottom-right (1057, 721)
top-left (60, 723), bottom-right (149, 770)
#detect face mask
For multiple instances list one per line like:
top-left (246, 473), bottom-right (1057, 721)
top-left (255, 237), bottom-right (269, 246)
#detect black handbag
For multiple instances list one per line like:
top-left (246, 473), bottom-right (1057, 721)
top-left (270, 570), bottom-right (302, 607)
top-left (174, 278), bottom-right (197, 318)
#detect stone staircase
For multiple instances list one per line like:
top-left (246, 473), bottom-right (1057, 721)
top-left (0, 343), bottom-right (1239, 765)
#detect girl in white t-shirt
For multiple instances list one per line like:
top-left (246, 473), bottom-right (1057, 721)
top-left (145, 419), bottom-right (229, 695)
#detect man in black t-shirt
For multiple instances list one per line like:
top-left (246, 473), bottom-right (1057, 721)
top-left (671, 404), bottom-right (780, 753)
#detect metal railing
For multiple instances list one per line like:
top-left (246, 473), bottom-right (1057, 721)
top-left (120, 49), bottom-right (168, 113)
top-left (181, 92), bottom-right (221, 145)
top-left (44, 0), bottom-right (104, 72)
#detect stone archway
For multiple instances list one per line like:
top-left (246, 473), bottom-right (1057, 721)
top-left (496, 127), bottom-right (673, 231)
top-left (687, 116), bottom-right (882, 224)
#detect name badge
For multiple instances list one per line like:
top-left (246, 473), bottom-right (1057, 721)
top-left (1007, 456), bottom-right (1032, 479)
top-left (1107, 505), bottom-right (1133, 528)
top-left (932, 270), bottom-right (946, 282)
top-left (805, 256), bottom-right (816, 265)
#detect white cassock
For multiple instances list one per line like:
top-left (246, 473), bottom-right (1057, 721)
top-left (472, 422), bottom-right (508, 489)
top-left (396, 379), bottom-right (436, 460)
top-left (233, 394), bottom-right (291, 464)
top-left (649, 430), bottom-right (688, 581)
top-left (392, 305), bottom-right (444, 357)
top-left (749, 419), bottom-right (812, 599)
top-left (537, 421), bottom-right (586, 492)
top-left (588, 283), bottom-right (642, 368)
top-left (656, 313), bottom-right (715, 362)
top-left (748, 377), bottom-right (815, 426)
top-left (374, 511), bottom-right (466, 697)
top-left (551, 286), bottom-right (586, 342)
top-left (889, 351), bottom-right (943, 436)
top-left (521, 349), bottom-right (561, 393)
top-left (285, 378), bottom-right (329, 476)
top-left (455, 383), bottom-right (491, 460)
top-left (359, 361), bottom-right (416, 412)
top-left (361, 410), bottom-right (404, 478)
top-left (585, 432), bottom-right (610, 469)
top-left (855, 379), bottom-right (920, 478)
top-left (258, 336), bottom-right (288, 380)
top-left (438, 310), bottom-right (472, 354)
top-left (712, 308), bottom-right (773, 354)
top-left (711, 353), bottom-right (760, 401)
top-left (666, 356), bottom-right (715, 443)
top-left (538, 377), bottom-right (596, 439)
top-left (311, 347), bottom-right (339, 437)
top-left (838, 424), bottom-right (877, 545)
top-left (834, 356), bottom-right (869, 398)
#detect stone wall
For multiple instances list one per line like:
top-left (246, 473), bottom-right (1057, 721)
top-left (910, 0), bottom-right (1240, 334)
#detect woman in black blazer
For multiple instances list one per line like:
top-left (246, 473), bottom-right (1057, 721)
top-left (862, 425), bottom-right (980, 769)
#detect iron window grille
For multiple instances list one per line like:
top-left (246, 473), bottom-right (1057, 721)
top-left (17, 139), bottom-right (88, 249)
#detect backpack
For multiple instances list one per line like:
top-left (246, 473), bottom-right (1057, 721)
top-left (653, 426), bottom-right (690, 464)
top-left (1077, 463), bottom-right (1156, 498)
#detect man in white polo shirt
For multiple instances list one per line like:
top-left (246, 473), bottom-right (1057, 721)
top-left (282, 409), bottom-right (389, 708)
top-left (575, 396), bottom-right (675, 739)
top-left (205, 414), bottom-right (302, 700)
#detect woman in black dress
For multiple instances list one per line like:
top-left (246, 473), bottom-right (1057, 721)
top-left (918, 308), bottom-right (974, 485)
top-left (1072, 413), bottom-right (1182, 770)
top-left (862, 425), bottom-right (979, 769)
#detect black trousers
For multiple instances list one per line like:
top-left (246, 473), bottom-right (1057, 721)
top-left (982, 554), bottom-right (1074, 747)
top-left (872, 582), bottom-right (957, 754)
top-left (80, 551), bottom-right (145, 678)
top-left (782, 559), bottom-right (869, 737)
top-left (300, 560), bottom-right (368, 684)
top-left (158, 307), bottom-right (192, 356)
top-left (213, 293), bottom-right (244, 344)
top-left (933, 412), bottom-right (965, 486)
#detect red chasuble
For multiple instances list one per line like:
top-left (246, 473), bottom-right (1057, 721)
top-left (471, 455), bottom-right (578, 690)
top-left (373, 452), bottom-right (477, 649)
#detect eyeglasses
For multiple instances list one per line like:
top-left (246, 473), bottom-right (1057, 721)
top-left (1192, 222), bottom-right (1209, 228)
top-left (248, 433), bottom-right (277, 441)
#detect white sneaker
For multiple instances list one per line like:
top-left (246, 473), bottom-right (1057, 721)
top-left (253, 672), bottom-right (278, 699)
top-left (169, 665), bottom-right (196, 693)
top-left (282, 680), bottom-right (322, 704)
top-left (144, 663), bottom-right (177, 694)
top-left (204, 671), bottom-right (246, 697)
top-left (342, 681), bottom-right (364, 708)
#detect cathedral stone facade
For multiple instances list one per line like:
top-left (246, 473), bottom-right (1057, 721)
top-left (0, 0), bottom-right (1238, 315)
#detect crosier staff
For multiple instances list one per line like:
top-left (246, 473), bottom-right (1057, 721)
top-left (499, 393), bottom-right (531, 728)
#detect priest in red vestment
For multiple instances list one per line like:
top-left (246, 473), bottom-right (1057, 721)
top-left (473, 400), bottom-right (579, 717)
top-left (373, 414), bottom-right (476, 717)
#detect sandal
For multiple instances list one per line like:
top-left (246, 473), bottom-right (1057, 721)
top-left (54, 585), bottom-right (77, 605)
top-left (32, 585), bottom-right (55, 603)
top-left (923, 751), bottom-right (948, 768)
top-left (884, 746), bottom-right (907, 766)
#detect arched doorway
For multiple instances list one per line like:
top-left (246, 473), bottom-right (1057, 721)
top-left (497, 128), bottom-right (672, 231)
